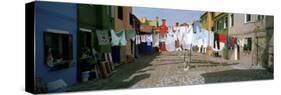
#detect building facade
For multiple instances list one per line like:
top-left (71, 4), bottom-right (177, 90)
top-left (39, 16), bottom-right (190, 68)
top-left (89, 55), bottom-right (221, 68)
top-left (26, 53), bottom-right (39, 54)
top-left (228, 13), bottom-right (273, 67)
top-left (34, 1), bottom-right (78, 92)
top-left (200, 12), bottom-right (215, 32)
top-left (114, 6), bottom-right (134, 64)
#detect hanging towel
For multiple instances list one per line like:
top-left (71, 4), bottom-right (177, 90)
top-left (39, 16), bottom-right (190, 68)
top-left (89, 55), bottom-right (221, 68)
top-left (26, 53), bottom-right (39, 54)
top-left (141, 35), bottom-right (146, 43)
top-left (120, 31), bottom-right (127, 46)
top-left (110, 30), bottom-right (127, 46)
top-left (126, 28), bottom-right (136, 40)
top-left (136, 35), bottom-right (141, 45)
top-left (111, 29), bottom-right (121, 46)
top-left (209, 32), bottom-right (214, 47)
top-left (165, 28), bottom-right (176, 51)
top-left (146, 34), bottom-right (153, 43)
top-left (153, 31), bottom-right (160, 47)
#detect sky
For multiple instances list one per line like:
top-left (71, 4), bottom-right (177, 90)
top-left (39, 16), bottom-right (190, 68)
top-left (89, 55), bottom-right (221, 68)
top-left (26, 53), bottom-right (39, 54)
top-left (133, 7), bottom-right (205, 26)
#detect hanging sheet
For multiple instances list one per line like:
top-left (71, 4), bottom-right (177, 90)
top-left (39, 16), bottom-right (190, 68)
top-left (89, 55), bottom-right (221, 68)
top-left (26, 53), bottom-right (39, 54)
top-left (165, 28), bottom-right (176, 51)
top-left (136, 35), bottom-right (141, 45)
top-left (110, 30), bottom-right (127, 46)
top-left (153, 31), bottom-right (160, 47)
top-left (141, 35), bottom-right (146, 43)
top-left (96, 30), bottom-right (111, 53)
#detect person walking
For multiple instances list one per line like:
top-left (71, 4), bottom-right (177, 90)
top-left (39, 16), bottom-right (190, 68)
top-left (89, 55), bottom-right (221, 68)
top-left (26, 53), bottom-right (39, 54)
top-left (181, 23), bottom-right (193, 71)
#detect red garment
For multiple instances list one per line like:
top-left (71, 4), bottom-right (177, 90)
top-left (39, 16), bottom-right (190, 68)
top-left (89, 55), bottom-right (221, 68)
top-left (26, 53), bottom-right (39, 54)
top-left (159, 43), bottom-right (167, 51)
top-left (231, 37), bottom-right (235, 48)
top-left (159, 19), bottom-right (168, 36)
top-left (219, 34), bottom-right (226, 43)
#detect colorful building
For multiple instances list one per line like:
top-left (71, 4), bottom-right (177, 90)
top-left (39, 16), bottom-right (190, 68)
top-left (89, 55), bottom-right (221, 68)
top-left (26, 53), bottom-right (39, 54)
top-left (200, 12), bottom-right (216, 32)
top-left (33, 1), bottom-right (78, 92)
top-left (77, 4), bottom-right (115, 81)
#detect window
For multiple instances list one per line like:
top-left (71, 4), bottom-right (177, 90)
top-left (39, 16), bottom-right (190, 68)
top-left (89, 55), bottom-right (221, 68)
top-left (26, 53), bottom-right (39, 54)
top-left (216, 21), bottom-right (219, 32)
top-left (44, 31), bottom-right (73, 70)
top-left (223, 16), bottom-right (228, 29)
top-left (106, 7), bottom-right (110, 16)
top-left (229, 14), bottom-right (234, 27)
top-left (110, 6), bottom-right (115, 18)
top-left (257, 15), bottom-right (264, 21)
top-left (245, 14), bottom-right (252, 23)
top-left (243, 38), bottom-right (252, 51)
top-left (117, 6), bottom-right (123, 20)
top-left (129, 13), bottom-right (134, 25)
top-left (211, 12), bottom-right (215, 19)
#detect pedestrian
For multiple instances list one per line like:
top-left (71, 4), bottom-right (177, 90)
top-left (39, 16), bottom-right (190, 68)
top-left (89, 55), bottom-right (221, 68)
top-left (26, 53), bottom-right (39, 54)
top-left (181, 23), bottom-right (193, 71)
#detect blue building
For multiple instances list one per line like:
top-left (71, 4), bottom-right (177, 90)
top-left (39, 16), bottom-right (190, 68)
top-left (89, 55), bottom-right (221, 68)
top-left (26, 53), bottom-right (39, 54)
top-left (34, 1), bottom-right (77, 92)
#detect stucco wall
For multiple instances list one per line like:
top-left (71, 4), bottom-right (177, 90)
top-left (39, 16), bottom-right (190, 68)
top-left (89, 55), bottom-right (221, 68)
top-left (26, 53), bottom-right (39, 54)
top-left (35, 1), bottom-right (77, 89)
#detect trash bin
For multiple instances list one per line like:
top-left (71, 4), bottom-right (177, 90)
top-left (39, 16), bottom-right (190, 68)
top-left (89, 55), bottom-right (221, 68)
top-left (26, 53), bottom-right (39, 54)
top-left (82, 71), bottom-right (90, 82)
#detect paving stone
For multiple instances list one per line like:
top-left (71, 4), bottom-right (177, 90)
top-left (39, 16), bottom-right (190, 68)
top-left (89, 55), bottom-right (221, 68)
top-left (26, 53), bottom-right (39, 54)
top-left (66, 52), bottom-right (273, 91)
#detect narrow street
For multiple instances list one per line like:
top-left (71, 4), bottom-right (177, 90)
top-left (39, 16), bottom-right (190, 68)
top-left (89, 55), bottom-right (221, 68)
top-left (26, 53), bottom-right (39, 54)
top-left (67, 52), bottom-right (273, 92)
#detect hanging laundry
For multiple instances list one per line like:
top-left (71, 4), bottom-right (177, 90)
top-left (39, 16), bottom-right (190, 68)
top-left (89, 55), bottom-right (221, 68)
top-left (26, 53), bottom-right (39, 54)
top-left (201, 29), bottom-right (209, 48)
top-left (146, 34), bottom-right (153, 46)
top-left (146, 34), bottom-right (153, 43)
top-left (96, 30), bottom-right (111, 53)
top-left (111, 29), bottom-right (121, 46)
top-left (153, 31), bottom-right (160, 47)
top-left (141, 35), bottom-right (146, 43)
top-left (110, 29), bottom-right (127, 46)
top-left (213, 33), bottom-right (220, 50)
top-left (174, 26), bottom-right (182, 44)
top-left (120, 31), bottom-right (127, 46)
top-left (192, 20), bottom-right (201, 33)
top-left (226, 36), bottom-right (231, 49)
top-left (126, 28), bottom-right (136, 40)
top-left (159, 19), bottom-right (168, 37)
top-left (209, 32), bottom-right (214, 48)
top-left (231, 37), bottom-right (235, 49)
top-left (96, 30), bottom-right (110, 45)
top-left (192, 31), bottom-right (198, 47)
top-left (219, 34), bottom-right (226, 43)
top-left (136, 35), bottom-right (141, 45)
top-left (165, 27), bottom-right (176, 51)
top-left (147, 42), bottom-right (152, 46)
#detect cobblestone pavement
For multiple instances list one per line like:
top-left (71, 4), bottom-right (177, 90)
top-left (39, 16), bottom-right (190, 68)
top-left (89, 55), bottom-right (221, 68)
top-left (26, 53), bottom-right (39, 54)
top-left (66, 51), bottom-right (273, 92)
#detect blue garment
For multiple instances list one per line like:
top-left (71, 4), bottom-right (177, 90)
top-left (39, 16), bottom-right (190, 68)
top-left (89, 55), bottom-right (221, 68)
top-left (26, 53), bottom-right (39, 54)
top-left (192, 21), bottom-right (201, 33)
top-left (226, 36), bottom-right (231, 49)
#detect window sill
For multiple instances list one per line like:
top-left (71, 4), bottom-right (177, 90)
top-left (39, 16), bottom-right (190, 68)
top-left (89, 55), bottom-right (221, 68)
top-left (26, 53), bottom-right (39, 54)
top-left (49, 60), bottom-right (72, 71)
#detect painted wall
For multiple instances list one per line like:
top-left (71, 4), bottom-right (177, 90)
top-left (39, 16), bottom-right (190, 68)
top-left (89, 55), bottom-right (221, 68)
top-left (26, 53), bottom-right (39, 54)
top-left (34, 1), bottom-right (77, 89)
top-left (114, 6), bottom-right (133, 63)
top-left (228, 14), bottom-right (273, 65)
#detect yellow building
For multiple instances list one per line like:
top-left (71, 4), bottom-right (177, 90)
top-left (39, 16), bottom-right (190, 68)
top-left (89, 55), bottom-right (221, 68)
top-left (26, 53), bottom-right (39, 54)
top-left (200, 12), bottom-right (217, 32)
